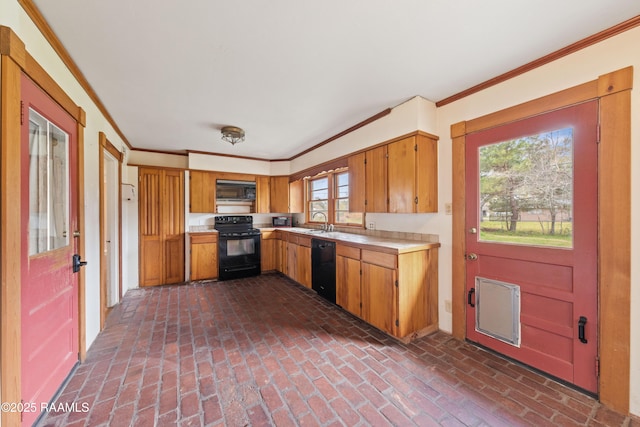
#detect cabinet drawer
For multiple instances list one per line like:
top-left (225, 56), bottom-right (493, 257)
top-left (287, 234), bottom-right (298, 244)
top-left (190, 233), bottom-right (218, 244)
top-left (261, 230), bottom-right (276, 239)
top-left (361, 249), bottom-right (397, 269)
top-left (337, 244), bottom-right (360, 260)
top-left (297, 236), bottom-right (312, 247)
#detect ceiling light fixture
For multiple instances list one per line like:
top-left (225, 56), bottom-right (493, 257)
top-left (221, 126), bottom-right (245, 145)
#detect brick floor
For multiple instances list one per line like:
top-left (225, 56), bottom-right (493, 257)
top-left (38, 273), bottom-right (639, 426)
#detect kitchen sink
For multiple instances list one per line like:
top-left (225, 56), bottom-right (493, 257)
top-left (304, 229), bottom-right (326, 234)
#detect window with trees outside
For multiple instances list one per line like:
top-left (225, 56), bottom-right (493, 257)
top-left (479, 127), bottom-right (573, 248)
top-left (307, 170), bottom-right (363, 226)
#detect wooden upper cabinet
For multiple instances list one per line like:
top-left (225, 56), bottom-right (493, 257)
top-left (289, 180), bottom-right (304, 213)
top-left (366, 145), bottom-right (388, 213)
top-left (388, 133), bottom-right (438, 213)
top-left (270, 176), bottom-right (290, 213)
top-left (256, 175), bottom-right (271, 213)
top-left (415, 134), bottom-right (438, 213)
top-left (388, 136), bottom-right (416, 213)
top-left (348, 152), bottom-right (366, 213)
top-left (189, 170), bottom-right (216, 213)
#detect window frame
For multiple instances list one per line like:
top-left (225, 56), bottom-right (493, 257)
top-left (305, 169), bottom-right (363, 227)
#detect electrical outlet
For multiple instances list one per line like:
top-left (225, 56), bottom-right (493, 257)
top-left (444, 202), bottom-right (453, 215)
top-left (445, 299), bottom-right (452, 313)
top-left (368, 222), bottom-right (375, 230)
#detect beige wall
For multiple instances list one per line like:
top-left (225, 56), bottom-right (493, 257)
top-left (1, 0), bottom-right (638, 416)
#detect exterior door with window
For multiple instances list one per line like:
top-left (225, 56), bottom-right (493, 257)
top-left (21, 74), bottom-right (80, 425)
top-left (465, 101), bottom-right (598, 393)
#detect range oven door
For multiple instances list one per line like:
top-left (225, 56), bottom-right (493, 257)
top-left (218, 235), bottom-right (261, 280)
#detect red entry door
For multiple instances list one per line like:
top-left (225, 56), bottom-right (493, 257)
top-left (465, 101), bottom-right (598, 393)
top-left (21, 74), bottom-right (79, 425)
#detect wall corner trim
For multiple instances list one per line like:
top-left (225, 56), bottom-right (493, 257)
top-left (451, 122), bottom-right (467, 139)
top-left (598, 66), bottom-right (634, 97)
top-left (0, 26), bottom-right (27, 68)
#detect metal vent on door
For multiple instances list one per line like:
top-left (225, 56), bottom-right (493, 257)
top-left (475, 277), bottom-right (521, 347)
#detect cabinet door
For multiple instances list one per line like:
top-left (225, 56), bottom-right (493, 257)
top-left (270, 176), bottom-right (290, 213)
top-left (286, 241), bottom-right (297, 280)
top-left (139, 168), bottom-right (185, 286)
top-left (162, 170), bottom-right (185, 284)
top-left (289, 180), bottom-right (304, 213)
top-left (296, 245), bottom-right (312, 288)
top-left (387, 136), bottom-right (416, 213)
top-left (396, 249), bottom-right (438, 337)
top-left (139, 168), bottom-right (163, 286)
top-left (362, 262), bottom-right (396, 335)
top-left (366, 145), bottom-right (388, 213)
top-left (278, 238), bottom-right (287, 273)
top-left (189, 170), bottom-right (216, 213)
top-left (256, 176), bottom-right (271, 213)
top-left (415, 134), bottom-right (438, 213)
top-left (348, 152), bottom-right (366, 213)
top-left (261, 235), bottom-right (277, 271)
top-left (190, 239), bottom-right (218, 280)
top-left (336, 255), bottom-right (361, 316)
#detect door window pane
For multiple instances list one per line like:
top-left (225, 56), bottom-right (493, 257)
top-left (479, 128), bottom-right (573, 248)
top-left (29, 109), bottom-right (70, 255)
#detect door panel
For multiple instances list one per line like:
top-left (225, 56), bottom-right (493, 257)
top-left (365, 146), bottom-right (387, 212)
top-left (465, 101), bottom-right (598, 393)
top-left (139, 168), bottom-right (162, 286)
top-left (336, 255), bottom-right (361, 316)
top-left (387, 137), bottom-right (415, 213)
top-left (21, 74), bottom-right (79, 426)
top-left (362, 263), bottom-right (396, 335)
top-left (348, 152), bottom-right (366, 212)
top-left (139, 168), bottom-right (184, 286)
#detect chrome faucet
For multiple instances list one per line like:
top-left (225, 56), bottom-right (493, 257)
top-left (312, 212), bottom-right (328, 231)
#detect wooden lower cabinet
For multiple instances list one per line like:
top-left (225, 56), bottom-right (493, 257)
top-left (336, 242), bottom-right (439, 341)
top-left (272, 231), bottom-right (439, 342)
top-left (190, 233), bottom-right (218, 280)
top-left (273, 231), bottom-right (287, 274)
top-left (362, 262), bottom-right (397, 335)
top-left (286, 241), bottom-right (297, 279)
top-left (296, 244), bottom-right (311, 288)
top-left (336, 245), bottom-right (362, 317)
top-left (285, 234), bottom-right (311, 288)
top-left (261, 231), bottom-right (277, 271)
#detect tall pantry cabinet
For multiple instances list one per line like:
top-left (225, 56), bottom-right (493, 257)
top-left (139, 167), bottom-right (185, 286)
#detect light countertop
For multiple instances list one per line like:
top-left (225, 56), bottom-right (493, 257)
top-left (261, 227), bottom-right (440, 254)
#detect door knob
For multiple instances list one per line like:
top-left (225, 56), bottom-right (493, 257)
top-left (72, 254), bottom-right (88, 273)
top-left (467, 253), bottom-right (478, 260)
top-left (469, 227), bottom-right (477, 234)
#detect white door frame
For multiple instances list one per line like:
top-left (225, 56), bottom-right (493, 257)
top-left (99, 132), bottom-right (123, 328)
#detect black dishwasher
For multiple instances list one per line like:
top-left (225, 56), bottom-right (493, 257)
top-left (311, 239), bottom-right (336, 303)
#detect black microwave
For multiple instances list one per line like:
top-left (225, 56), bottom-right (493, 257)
top-left (272, 216), bottom-right (292, 227)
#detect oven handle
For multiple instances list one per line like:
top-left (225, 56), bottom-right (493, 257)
top-left (223, 265), bottom-right (259, 272)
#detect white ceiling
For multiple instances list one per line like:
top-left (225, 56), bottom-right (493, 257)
top-left (32, 1), bottom-right (640, 160)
